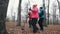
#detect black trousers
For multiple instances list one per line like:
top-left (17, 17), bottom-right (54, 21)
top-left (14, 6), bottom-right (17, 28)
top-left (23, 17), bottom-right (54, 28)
top-left (31, 18), bottom-right (38, 33)
top-left (38, 18), bottom-right (44, 30)
top-left (29, 20), bottom-right (32, 27)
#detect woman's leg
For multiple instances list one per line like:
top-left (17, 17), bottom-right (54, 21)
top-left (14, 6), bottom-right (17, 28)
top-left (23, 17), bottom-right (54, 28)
top-left (32, 18), bottom-right (38, 33)
top-left (29, 20), bottom-right (31, 28)
top-left (38, 18), bottom-right (44, 30)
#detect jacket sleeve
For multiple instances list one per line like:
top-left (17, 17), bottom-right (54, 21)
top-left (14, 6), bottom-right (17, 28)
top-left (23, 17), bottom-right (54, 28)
top-left (39, 10), bottom-right (44, 17)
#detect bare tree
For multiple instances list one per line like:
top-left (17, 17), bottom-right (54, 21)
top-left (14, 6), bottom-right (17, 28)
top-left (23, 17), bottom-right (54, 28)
top-left (17, 0), bottom-right (22, 26)
top-left (12, 12), bottom-right (15, 22)
top-left (25, 3), bottom-right (28, 23)
top-left (47, 0), bottom-right (50, 24)
top-left (57, 0), bottom-right (60, 24)
top-left (43, 0), bottom-right (47, 26)
top-left (0, 0), bottom-right (9, 34)
top-left (52, 2), bottom-right (57, 24)
top-left (57, 0), bottom-right (60, 17)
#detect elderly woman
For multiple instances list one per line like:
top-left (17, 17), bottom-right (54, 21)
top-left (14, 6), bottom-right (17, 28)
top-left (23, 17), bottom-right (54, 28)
top-left (31, 4), bottom-right (39, 33)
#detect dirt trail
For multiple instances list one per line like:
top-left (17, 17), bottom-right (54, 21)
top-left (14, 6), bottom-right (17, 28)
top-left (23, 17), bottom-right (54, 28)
top-left (6, 22), bottom-right (60, 34)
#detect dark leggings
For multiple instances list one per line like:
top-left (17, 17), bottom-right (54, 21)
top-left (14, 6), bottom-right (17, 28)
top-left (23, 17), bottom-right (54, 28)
top-left (31, 18), bottom-right (38, 33)
top-left (38, 18), bottom-right (44, 30)
top-left (29, 20), bottom-right (32, 27)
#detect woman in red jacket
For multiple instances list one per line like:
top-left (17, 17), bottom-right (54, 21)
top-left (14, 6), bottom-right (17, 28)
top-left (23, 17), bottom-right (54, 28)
top-left (31, 4), bottom-right (39, 33)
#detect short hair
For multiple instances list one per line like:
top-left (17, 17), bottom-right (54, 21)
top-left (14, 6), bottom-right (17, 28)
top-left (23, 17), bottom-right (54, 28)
top-left (29, 8), bottom-right (31, 10)
top-left (33, 4), bottom-right (37, 7)
top-left (40, 7), bottom-right (43, 9)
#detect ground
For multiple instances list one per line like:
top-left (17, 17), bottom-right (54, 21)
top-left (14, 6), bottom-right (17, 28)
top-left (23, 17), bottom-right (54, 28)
top-left (6, 22), bottom-right (60, 34)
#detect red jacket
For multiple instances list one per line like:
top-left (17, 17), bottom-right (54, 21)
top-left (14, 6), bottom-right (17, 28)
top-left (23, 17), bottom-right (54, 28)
top-left (31, 7), bottom-right (39, 19)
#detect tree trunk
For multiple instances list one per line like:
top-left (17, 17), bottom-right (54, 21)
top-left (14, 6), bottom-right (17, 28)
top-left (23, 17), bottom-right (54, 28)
top-left (43, 0), bottom-right (47, 26)
top-left (0, 0), bottom-right (9, 34)
top-left (57, 0), bottom-right (60, 24)
top-left (53, 9), bottom-right (56, 24)
top-left (52, 3), bottom-right (56, 25)
top-left (47, 0), bottom-right (50, 25)
top-left (57, 0), bottom-right (60, 16)
top-left (17, 0), bottom-right (22, 26)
